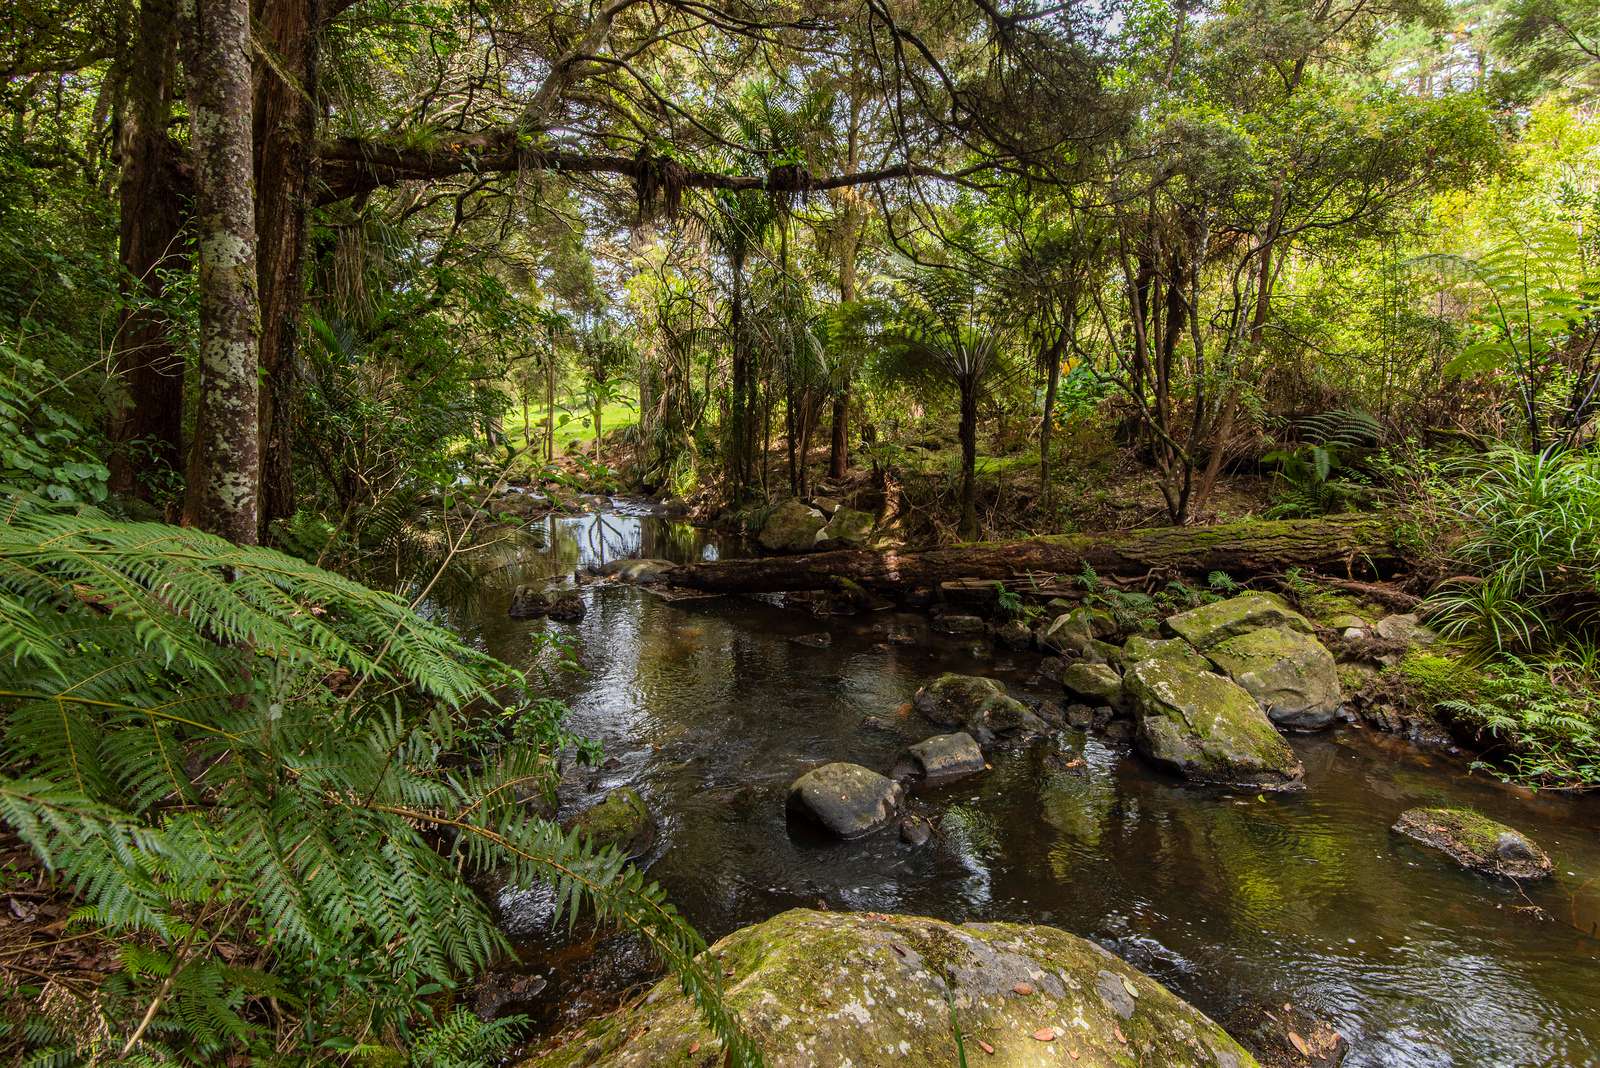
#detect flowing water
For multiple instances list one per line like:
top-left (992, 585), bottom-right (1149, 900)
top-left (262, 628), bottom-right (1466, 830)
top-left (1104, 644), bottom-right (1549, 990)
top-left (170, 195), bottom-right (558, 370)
top-left (440, 504), bottom-right (1600, 1068)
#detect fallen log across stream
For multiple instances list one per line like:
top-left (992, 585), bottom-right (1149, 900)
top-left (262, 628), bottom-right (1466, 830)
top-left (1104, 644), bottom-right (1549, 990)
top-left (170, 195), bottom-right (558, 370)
top-left (663, 513), bottom-right (1404, 596)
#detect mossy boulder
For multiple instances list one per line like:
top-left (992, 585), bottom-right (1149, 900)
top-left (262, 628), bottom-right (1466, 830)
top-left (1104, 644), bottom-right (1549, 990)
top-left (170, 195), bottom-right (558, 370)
top-left (1061, 662), bottom-right (1125, 710)
top-left (1165, 593), bottom-right (1312, 651)
top-left (911, 674), bottom-right (1047, 738)
top-left (817, 506), bottom-right (875, 548)
top-left (1117, 635), bottom-right (1212, 673)
top-left (1124, 658), bottom-right (1304, 790)
top-left (787, 762), bottom-right (903, 838)
top-left (566, 787), bottom-right (655, 859)
top-left (517, 909), bottom-right (1259, 1068)
top-left (1392, 807), bottom-right (1552, 880)
top-left (758, 499), bottom-right (827, 553)
top-left (1204, 627), bottom-right (1343, 731)
top-left (1039, 606), bottom-right (1120, 655)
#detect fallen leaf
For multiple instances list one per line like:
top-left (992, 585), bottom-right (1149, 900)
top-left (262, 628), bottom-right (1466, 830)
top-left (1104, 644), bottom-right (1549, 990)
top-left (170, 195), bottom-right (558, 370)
top-left (977, 1038), bottom-right (995, 1055)
top-left (1289, 1032), bottom-right (1311, 1057)
top-left (1114, 1024), bottom-right (1127, 1044)
top-left (1032, 1027), bottom-right (1057, 1042)
top-left (1121, 976), bottom-right (1139, 999)
top-left (1012, 981), bottom-right (1035, 996)
top-left (1068, 1048), bottom-right (1080, 1060)
top-left (688, 1040), bottom-right (701, 1054)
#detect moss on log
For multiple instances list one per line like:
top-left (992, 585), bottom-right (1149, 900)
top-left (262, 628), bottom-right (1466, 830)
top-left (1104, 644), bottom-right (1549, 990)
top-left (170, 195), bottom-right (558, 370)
top-left (668, 514), bottom-right (1400, 595)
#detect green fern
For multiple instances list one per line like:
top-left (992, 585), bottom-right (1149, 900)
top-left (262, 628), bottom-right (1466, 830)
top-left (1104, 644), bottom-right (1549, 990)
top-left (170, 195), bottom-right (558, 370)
top-left (0, 493), bottom-right (756, 1066)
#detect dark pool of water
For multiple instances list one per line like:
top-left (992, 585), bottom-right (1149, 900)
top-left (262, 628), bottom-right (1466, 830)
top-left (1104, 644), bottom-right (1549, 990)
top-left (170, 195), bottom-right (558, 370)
top-left (444, 506), bottom-right (1600, 1068)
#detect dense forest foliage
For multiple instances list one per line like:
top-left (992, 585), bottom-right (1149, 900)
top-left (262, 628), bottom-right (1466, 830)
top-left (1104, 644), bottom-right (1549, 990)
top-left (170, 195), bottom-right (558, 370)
top-left (1, 0), bottom-right (1597, 1062)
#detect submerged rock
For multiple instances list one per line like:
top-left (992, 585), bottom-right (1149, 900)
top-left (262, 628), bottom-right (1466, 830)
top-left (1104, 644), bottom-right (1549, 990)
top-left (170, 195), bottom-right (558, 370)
top-left (566, 787), bottom-right (655, 859)
top-left (1165, 592), bottom-right (1312, 650)
top-left (1124, 658), bottom-right (1304, 790)
top-left (516, 908), bottom-right (1260, 1067)
top-left (1204, 626), bottom-right (1343, 731)
top-left (893, 732), bottom-right (986, 787)
top-left (930, 612), bottom-right (986, 636)
top-left (1392, 807), bottom-right (1552, 880)
top-left (758, 499), bottom-right (827, 553)
top-left (911, 674), bottom-right (1047, 738)
top-left (509, 586), bottom-right (586, 622)
top-left (787, 762), bottom-right (903, 838)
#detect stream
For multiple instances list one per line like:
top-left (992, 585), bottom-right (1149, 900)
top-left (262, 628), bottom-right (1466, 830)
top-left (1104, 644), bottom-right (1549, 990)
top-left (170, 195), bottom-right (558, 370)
top-left (434, 503), bottom-right (1600, 1068)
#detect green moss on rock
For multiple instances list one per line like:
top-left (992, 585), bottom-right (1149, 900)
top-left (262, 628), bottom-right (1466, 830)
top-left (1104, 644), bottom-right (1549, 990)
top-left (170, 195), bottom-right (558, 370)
top-left (1164, 593), bottom-right (1312, 651)
top-left (566, 787), bottom-right (655, 859)
top-left (1204, 627), bottom-right (1342, 731)
top-left (1392, 807), bottom-right (1552, 880)
top-left (912, 674), bottom-right (1045, 736)
top-left (517, 909), bottom-right (1260, 1068)
top-left (1124, 658), bottom-right (1304, 790)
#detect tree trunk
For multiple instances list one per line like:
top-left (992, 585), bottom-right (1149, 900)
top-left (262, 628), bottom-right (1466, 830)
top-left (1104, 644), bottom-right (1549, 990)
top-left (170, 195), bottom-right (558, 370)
top-left (958, 380), bottom-right (979, 540)
top-left (252, 0), bottom-right (319, 538)
top-left (1039, 329), bottom-right (1064, 505)
top-left (108, 0), bottom-right (185, 502)
top-left (828, 391), bottom-right (849, 479)
top-left (545, 334), bottom-right (556, 463)
top-left (663, 514), bottom-right (1400, 595)
top-left (180, 0), bottom-right (261, 544)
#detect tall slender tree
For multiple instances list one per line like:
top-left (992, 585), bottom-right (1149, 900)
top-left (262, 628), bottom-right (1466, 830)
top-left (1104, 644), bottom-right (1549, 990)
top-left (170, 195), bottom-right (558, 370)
top-left (179, 0), bottom-right (260, 542)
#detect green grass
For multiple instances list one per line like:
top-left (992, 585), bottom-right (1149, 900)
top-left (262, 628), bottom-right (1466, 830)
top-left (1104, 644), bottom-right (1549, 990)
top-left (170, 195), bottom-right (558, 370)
top-left (504, 393), bottom-right (639, 458)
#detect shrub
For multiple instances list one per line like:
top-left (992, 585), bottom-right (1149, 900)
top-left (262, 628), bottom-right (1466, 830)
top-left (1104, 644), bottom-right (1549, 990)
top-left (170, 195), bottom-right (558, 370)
top-left (1425, 446), bottom-right (1600, 652)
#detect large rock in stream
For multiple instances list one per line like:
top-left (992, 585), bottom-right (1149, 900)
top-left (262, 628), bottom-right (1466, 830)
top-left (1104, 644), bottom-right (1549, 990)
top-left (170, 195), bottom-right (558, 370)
top-left (1392, 807), bottom-right (1553, 880)
top-left (1124, 658), bottom-right (1304, 790)
top-left (517, 908), bottom-right (1260, 1068)
top-left (1203, 626), bottom-right (1343, 731)
top-left (912, 673), bottom-right (1048, 739)
top-left (893, 732), bottom-right (986, 787)
top-left (787, 762), bottom-right (903, 838)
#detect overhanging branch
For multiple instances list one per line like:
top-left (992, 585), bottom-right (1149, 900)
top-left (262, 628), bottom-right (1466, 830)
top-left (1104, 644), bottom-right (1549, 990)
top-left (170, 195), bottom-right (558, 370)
top-left (314, 131), bottom-right (979, 206)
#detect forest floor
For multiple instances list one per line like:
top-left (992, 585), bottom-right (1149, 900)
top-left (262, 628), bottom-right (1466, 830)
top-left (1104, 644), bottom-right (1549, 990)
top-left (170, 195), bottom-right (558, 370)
top-left (559, 414), bottom-right (1277, 545)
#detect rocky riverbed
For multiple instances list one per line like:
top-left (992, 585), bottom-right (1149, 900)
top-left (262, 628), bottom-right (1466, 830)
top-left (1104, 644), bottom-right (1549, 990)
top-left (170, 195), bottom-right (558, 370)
top-left (435, 503), bottom-right (1600, 1067)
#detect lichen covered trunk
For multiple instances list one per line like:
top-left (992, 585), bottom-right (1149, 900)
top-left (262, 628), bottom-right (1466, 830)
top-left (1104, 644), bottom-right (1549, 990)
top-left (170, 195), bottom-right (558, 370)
top-left (181, 0), bottom-right (261, 544)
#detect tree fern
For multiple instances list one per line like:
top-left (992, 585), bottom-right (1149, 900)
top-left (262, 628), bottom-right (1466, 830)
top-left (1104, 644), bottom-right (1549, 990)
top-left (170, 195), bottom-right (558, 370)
top-left (0, 492), bottom-right (756, 1065)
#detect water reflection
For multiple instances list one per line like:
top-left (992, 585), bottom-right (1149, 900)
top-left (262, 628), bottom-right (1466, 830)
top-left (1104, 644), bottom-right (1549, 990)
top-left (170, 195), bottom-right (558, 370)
top-left (449, 507), bottom-right (1600, 1067)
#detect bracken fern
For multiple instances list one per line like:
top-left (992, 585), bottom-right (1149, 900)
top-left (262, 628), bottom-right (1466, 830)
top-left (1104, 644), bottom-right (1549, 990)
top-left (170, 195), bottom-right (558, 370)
top-left (0, 492), bottom-right (756, 1065)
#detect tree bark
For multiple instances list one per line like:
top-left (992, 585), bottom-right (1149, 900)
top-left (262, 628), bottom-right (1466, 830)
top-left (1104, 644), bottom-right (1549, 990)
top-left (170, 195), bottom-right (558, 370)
top-left (108, 0), bottom-right (186, 501)
top-left (664, 514), bottom-right (1401, 595)
top-left (180, 0), bottom-right (260, 544)
top-left (1038, 329), bottom-right (1064, 505)
top-left (252, 0), bottom-right (319, 538)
